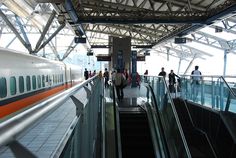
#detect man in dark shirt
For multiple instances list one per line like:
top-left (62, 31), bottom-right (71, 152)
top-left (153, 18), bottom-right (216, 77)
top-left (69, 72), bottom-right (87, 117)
top-left (84, 68), bottom-right (89, 80)
top-left (158, 67), bottom-right (166, 78)
top-left (103, 68), bottom-right (109, 88)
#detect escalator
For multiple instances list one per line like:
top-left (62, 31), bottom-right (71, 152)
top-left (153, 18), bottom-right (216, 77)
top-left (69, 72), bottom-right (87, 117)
top-left (173, 98), bottom-right (217, 158)
top-left (119, 108), bottom-right (156, 158)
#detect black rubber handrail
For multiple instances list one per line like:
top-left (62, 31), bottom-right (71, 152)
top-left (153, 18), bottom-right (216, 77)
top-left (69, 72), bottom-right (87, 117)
top-left (111, 84), bottom-right (122, 158)
top-left (143, 83), bottom-right (170, 158)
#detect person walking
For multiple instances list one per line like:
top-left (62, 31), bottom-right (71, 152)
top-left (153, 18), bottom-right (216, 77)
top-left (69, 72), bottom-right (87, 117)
top-left (114, 69), bottom-right (125, 101)
top-left (191, 65), bottom-right (202, 101)
top-left (103, 68), bottom-right (109, 88)
top-left (144, 70), bottom-right (148, 82)
top-left (168, 70), bottom-right (179, 96)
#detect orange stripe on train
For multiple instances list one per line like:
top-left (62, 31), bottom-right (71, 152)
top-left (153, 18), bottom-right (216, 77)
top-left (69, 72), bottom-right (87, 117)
top-left (0, 84), bottom-right (73, 119)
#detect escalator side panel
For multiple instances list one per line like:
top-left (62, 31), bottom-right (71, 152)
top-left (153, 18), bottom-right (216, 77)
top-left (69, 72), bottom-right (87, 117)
top-left (173, 98), bottom-right (216, 158)
top-left (185, 100), bottom-right (236, 158)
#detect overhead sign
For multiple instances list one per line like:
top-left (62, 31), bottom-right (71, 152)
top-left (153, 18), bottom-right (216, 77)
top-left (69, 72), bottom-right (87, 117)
top-left (137, 55), bottom-right (145, 61)
top-left (96, 55), bottom-right (111, 61)
top-left (74, 37), bottom-right (86, 43)
top-left (174, 37), bottom-right (186, 44)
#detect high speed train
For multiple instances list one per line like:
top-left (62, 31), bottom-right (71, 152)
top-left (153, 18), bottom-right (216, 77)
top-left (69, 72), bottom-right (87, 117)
top-left (0, 48), bottom-right (83, 120)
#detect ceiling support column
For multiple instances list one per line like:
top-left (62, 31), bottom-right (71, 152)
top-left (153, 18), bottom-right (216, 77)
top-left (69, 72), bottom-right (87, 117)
top-left (177, 58), bottom-right (182, 75)
top-left (223, 49), bottom-right (229, 77)
top-left (183, 54), bottom-right (196, 75)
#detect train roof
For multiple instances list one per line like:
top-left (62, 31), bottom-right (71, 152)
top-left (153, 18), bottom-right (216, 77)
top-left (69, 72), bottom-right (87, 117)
top-left (0, 48), bottom-right (65, 69)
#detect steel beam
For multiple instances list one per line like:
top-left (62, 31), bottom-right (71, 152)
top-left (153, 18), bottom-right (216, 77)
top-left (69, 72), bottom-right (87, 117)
top-left (15, 15), bottom-right (32, 53)
top-left (35, 23), bottom-right (65, 54)
top-left (183, 55), bottom-right (197, 75)
top-left (75, 10), bottom-right (207, 24)
top-left (0, 9), bottom-right (31, 53)
top-left (5, 36), bottom-right (17, 48)
top-left (35, 10), bottom-right (56, 51)
top-left (61, 39), bottom-right (77, 61)
top-left (64, 0), bottom-right (85, 36)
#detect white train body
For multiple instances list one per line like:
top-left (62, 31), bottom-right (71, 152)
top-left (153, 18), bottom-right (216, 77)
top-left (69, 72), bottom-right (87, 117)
top-left (0, 48), bottom-right (83, 118)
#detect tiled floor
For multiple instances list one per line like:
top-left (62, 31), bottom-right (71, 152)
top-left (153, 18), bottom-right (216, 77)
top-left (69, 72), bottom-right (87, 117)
top-left (0, 88), bottom-right (87, 158)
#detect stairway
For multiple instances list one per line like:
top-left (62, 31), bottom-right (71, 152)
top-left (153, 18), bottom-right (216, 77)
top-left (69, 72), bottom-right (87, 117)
top-left (119, 112), bottom-right (155, 158)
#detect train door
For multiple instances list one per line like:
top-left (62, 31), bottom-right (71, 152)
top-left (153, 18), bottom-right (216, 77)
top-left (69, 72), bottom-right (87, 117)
top-left (64, 64), bottom-right (72, 85)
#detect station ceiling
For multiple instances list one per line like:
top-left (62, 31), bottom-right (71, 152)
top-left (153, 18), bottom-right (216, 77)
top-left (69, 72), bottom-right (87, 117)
top-left (52, 0), bottom-right (236, 46)
top-left (0, 0), bottom-right (236, 61)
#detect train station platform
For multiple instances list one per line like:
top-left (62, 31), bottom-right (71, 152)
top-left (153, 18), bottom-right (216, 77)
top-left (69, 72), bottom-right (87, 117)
top-left (0, 75), bottom-right (236, 158)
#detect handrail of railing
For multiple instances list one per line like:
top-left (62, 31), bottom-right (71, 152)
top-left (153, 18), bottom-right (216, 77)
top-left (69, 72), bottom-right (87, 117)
top-left (220, 76), bottom-right (236, 98)
top-left (112, 83), bottom-right (122, 158)
top-left (180, 75), bottom-right (236, 78)
top-left (218, 76), bottom-right (236, 111)
top-left (161, 76), bottom-right (192, 158)
top-left (0, 75), bottom-right (98, 147)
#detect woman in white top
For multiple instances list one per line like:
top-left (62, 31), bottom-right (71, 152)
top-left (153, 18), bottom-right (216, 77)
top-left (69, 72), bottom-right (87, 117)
top-left (191, 65), bottom-right (202, 101)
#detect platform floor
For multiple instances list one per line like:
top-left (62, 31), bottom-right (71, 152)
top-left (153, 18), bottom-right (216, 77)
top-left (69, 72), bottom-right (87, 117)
top-left (0, 88), bottom-right (87, 158)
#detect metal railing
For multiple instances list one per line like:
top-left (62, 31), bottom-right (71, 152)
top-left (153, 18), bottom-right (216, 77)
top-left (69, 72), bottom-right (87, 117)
top-left (141, 75), bottom-right (191, 158)
top-left (0, 75), bottom-right (103, 158)
top-left (179, 75), bottom-right (236, 112)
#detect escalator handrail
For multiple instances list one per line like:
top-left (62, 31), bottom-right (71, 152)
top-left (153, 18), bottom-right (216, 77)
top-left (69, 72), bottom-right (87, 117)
top-left (112, 83), bottom-right (122, 158)
top-left (143, 83), bottom-right (170, 158)
top-left (144, 79), bottom-right (192, 158)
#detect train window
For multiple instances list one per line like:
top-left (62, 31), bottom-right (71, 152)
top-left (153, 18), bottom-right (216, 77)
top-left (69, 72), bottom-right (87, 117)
top-left (42, 75), bottom-right (45, 87)
top-left (46, 75), bottom-right (48, 82)
top-left (26, 76), bottom-right (31, 91)
top-left (10, 77), bottom-right (16, 95)
top-left (55, 75), bottom-right (58, 84)
top-left (19, 76), bottom-right (24, 93)
top-left (53, 75), bottom-right (55, 84)
top-left (37, 75), bottom-right (41, 88)
top-left (58, 74), bottom-right (60, 83)
top-left (61, 74), bottom-right (63, 82)
top-left (32, 76), bottom-right (36, 90)
top-left (0, 77), bottom-right (7, 98)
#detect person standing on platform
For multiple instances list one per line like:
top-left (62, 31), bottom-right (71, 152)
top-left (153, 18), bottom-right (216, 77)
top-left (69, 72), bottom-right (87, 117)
top-left (99, 71), bottom-right (103, 79)
top-left (158, 67), bottom-right (166, 79)
top-left (114, 69), bottom-right (125, 101)
top-left (111, 70), bottom-right (116, 84)
top-left (88, 71), bottom-right (92, 78)
top-left (191, 65), bottom-right (202, 101)
top-left (168, 70), bottom-right (179, 96)
top-left (84, 68), bottom-right (89, 80)
top-left (144, 70), bottom-right (148, 82)
top-left (124, 69), bottom-right (129, 80)
top-left (103, 68), bottom-right (109, 88)
top-left (93, 70), bottom-right (96, 76)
